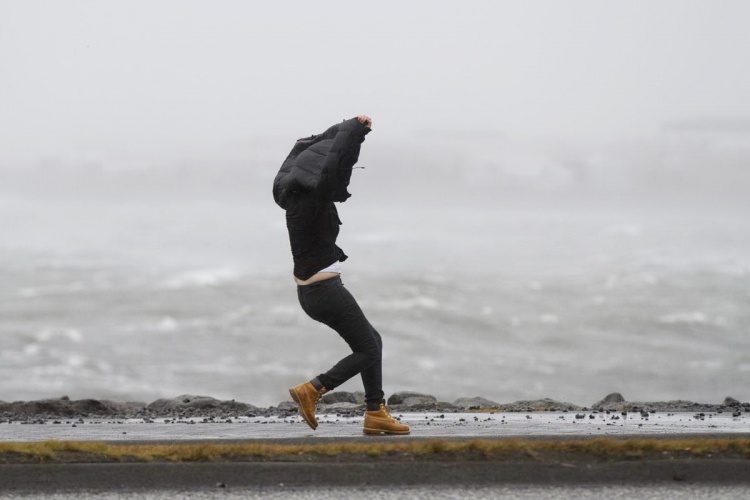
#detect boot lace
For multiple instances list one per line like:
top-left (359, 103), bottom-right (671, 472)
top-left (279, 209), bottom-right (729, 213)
top-left (380, 403), bottom-right (398, 422)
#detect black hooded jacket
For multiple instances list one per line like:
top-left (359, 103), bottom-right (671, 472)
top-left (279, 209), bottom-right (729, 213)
top-left (273, 118), bottom-right (371, 280)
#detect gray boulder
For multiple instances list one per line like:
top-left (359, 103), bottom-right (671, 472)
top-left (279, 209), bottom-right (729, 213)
top-left (276, 401), bottom-right (298, 411)
top-left (148, 395), bottom-right (220, 411)
top-left (589, 393), bottom-right (723, 413)
top-left (388, 391), bottom-right (440, 411)
top-left (0, 396), bottom-right (146, 418)
top-left (387, 391), bottom-right (438, 408)
top-left (453, 396), bottom-right (500, 409)
top-left (146, 395), bottom-right (254, 414)
top-left (387, 391), bottom-right (437, 405)
top-left (321, 391), bottom-right (365, 405)
top-left (723, 396), bottom-right (741, 407)
top-left (591, 392), bottom-right (626, 410)
top-left (497, 398), bottom-right (583, 412)
top-left (320, 402), bottom-right (362, 411)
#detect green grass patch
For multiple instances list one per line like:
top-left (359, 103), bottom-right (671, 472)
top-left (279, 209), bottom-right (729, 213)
top-left (1, 438), bottom-right (749, 464)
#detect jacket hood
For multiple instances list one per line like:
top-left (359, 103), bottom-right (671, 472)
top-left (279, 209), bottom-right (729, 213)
top-left (273, 118), bottom-right (370, 209)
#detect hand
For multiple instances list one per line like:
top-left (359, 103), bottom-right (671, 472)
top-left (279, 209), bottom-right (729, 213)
top-left (356, 115), bottom-right (372, 129)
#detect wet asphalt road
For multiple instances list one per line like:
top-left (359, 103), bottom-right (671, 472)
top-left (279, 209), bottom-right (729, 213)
top-left (2, 484), bottom-right (750, 500)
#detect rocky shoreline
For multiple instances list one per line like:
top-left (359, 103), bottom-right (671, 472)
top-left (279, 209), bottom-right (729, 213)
top-left (1, 391), bottom-right (748, 422)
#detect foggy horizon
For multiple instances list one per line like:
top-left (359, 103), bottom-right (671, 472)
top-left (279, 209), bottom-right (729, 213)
top-left (2, 123), bottom-right (747, 209)
top-left (3, 1), bottom-right (749, 209)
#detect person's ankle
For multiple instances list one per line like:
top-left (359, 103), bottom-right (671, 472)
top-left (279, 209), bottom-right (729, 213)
top-left (310, 377), bottom-right (326, 392)
top-left (366, 399), bottom-right (384, 412)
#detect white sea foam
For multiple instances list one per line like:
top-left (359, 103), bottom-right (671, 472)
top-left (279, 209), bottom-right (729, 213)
top-left (374, 296), bottom-right (439, 311)
top-left (23, 343), bottom-right (41, 356)
top-left (95, 360), bottom-right (113, 373)
top-left (539, 314), bottom-right (560, 324)
top-left (160, 267), bottom-right (240, 289)
top-left (156, 316), bottom-right (179, 331)
top-left (35, 328), bottom-right (83, 343)
top-left (269, 305), bottom-right (298, 316)
top-left (221, 305), bottom-right (253, 322)
top-left (18, 282), bottom-right (88, 297)
top-left (603, 272), bottom-right (657, 290)
top-left (256, 362), bottom-right (296, 376)
top-left (66, 353), bottom-right (86, 368)
top-left (687, 359), bottom-right (724, 370)
top-left (714, 316), bottom-right (729, 327)
top-left (416, 358), bottom-right (438, 370)
top-left (658, 311), bottom-right (708, 324)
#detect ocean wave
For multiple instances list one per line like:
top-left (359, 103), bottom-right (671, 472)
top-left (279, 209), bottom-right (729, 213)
top-left (34, 328), bottom-right (83, 343)
top-left (268, 305), bottom-right (299, 316)
top-left (539, 314), bottom-right (560, 324)
top-left (256, 362), bottom-right (297, 376)
top-left (7, 341), bottom-right (112, 377)
top-left (18, 281), bottom-right (89, 297)
top-left (159, 267), bottom-right (241, 289)
top-left (118, 317), bottom-right (182, 334)
top-left (30, 357), bottom-right (108, 377)
top-left (221, 304), bottom-right (254, 323)
top-left (372, 296), bottom-right (439, 311)
top-left (686, 359), bottom-right (724, 370)
top-left (658, 311), bottom-right (708, 324)
top-left (415, 357), bottom-right (438, 370)
top-left (156, 316), bottom-right (179, 332)
top-left (603, 272), bottom-right (657, 290)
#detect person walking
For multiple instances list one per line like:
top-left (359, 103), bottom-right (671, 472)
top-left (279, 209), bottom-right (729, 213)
top-left (272, 115), bottom-right (409, 435)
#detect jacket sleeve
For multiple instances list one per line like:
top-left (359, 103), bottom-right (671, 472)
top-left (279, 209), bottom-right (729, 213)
top-left (320, 118), bottom-right (371, 201)
top-left (290, 122), bottom-right (342, 157)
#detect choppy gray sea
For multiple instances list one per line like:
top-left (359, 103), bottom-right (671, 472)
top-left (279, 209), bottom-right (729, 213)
top-left (1, 197), bottom-right (748, 407)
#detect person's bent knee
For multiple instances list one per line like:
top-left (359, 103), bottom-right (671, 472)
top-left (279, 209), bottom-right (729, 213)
top-left (358, 341), bottom-right (381, 365)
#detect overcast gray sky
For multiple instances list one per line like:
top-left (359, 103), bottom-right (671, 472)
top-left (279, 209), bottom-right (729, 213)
top-left (1, 0), bottom-right (749, 172)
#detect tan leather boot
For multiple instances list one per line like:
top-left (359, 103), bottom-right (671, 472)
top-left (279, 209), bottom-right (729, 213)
top-left (289, 381), bottom-right (327, 430)
top-left (363, 403), bottom-right (410, 435)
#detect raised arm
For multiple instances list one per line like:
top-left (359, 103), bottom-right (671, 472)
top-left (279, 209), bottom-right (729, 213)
top-left (321, 116), bottom-right (372, 202)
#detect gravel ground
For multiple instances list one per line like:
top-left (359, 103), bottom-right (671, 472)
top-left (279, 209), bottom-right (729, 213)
top-left (1, 411), bottom-right (748, 443)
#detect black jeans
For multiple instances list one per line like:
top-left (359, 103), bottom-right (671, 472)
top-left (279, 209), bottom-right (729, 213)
top-left (297, 276), bottom-right (384, 409)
